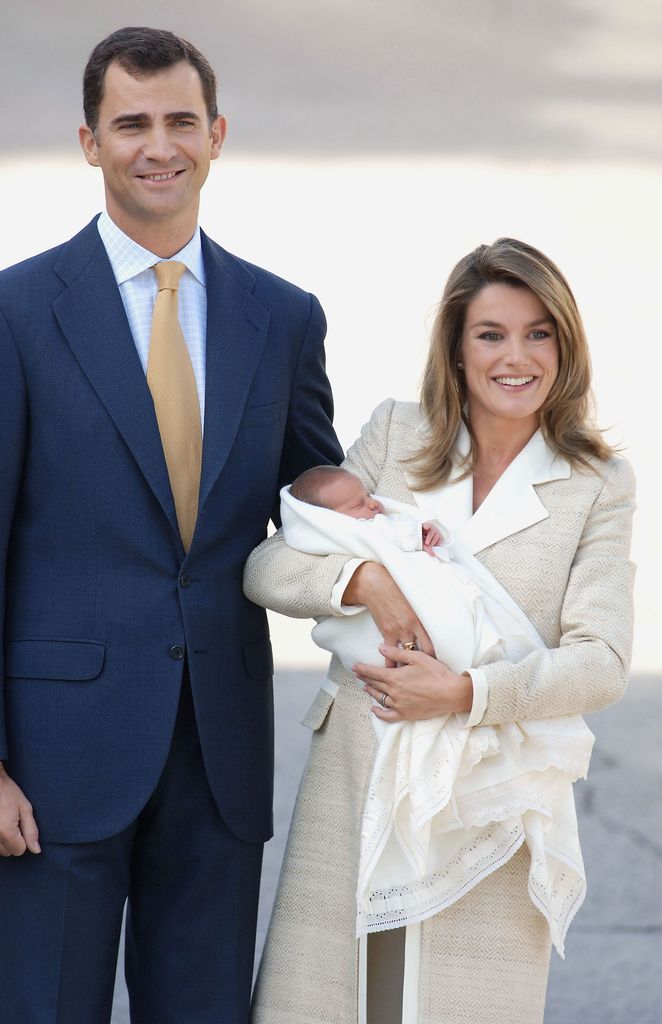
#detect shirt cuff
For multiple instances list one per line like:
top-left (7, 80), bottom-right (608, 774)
top-left (330, 559), bottom-right (368, 616)
top-left (455, 667), bottom-right (488, 727)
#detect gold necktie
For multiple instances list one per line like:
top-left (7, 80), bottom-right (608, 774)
top-left (147, 261), bottom-right (202, 552)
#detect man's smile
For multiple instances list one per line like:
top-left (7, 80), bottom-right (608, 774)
top-left (136, 169), bottom-right (186, 182)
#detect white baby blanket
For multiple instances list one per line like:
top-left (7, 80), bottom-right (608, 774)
top-left (280, 486), bottom-right (594, 956)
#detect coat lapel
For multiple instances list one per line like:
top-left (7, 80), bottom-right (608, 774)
top-left (198, 234), bottom-right (270, 510)
top-left (461, 429), bottom-right (571, 553)
top-left (52, 221), bottom-right (179, 537)
top-left (409, 423), bottom-right (571, 554)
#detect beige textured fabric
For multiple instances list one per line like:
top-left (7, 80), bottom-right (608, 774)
top-left (147, 261), bottom-right (202, 552)
top-left (245, 399), bottom-right (635, 1024)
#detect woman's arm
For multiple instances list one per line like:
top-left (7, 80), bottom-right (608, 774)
top-left (243, 398), bottom-right (397, 618)
top-left (477, 457), bottom-right (635, 724)
top-left (355, 457), bottom-right (636, 724)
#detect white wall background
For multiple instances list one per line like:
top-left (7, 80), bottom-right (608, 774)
top-left (2, 0), bottom-right (659, 669)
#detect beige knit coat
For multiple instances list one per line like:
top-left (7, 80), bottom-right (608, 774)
top-left (245, 399), bottom-right (635, 1024)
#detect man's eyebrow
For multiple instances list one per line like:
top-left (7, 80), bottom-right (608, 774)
top-left (109, 110), bottom-right (202, 128)
top-left (167, 110), bottom-right (202, 122)
top-left (109, 112), bottom-right (150, 128)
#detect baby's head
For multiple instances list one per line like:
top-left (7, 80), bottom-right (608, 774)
top-left (290, 466), bottom-right (384, 520)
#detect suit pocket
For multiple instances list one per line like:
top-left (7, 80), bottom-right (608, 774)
top-left (301, 678), bottom-right (338, 730)
top-left (243, 638), bottom-right (274, 680)
top-left (5, 639), bottom-right (106, 681)
top-left (240, 402), bottom-right (282, 428)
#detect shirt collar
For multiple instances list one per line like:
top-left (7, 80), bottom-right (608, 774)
top-left (97, 211), bottom-right (206, 287)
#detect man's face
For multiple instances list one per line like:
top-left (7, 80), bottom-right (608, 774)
top-left (79, 60), bottom-right (225, 237)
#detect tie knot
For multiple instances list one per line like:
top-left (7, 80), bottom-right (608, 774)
top-left (153, 260), bottom-right (186, 292)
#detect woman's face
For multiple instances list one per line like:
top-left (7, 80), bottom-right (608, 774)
top-left (459, 282), bottom-right (559, 433)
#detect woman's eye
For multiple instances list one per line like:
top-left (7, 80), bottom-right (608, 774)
top-left (530, 330), bottom-right (550, 342)
top-left (479, 332), bottom-right (502, 342)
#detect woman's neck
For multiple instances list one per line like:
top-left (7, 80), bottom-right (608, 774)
top-left (471, 409), bottom-right (539, 469)
top-left (469, 411), bottom-right (539, 510)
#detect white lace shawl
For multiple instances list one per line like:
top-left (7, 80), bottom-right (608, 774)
top-left (281, 486), bottom-right (595, 957)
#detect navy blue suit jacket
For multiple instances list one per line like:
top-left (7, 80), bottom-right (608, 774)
top-left (0, 217), bottom-right (343, 845)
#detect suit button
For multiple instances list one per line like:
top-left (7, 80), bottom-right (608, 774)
top-left (179, 573), bottom-right (192, 588)
top-left (169, 644), bottom-right (185, 661)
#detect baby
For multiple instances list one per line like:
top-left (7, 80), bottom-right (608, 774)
top-left (282, 463), bottom-right (594, 956)
top-left (290, 465), bottom-right (442, 555)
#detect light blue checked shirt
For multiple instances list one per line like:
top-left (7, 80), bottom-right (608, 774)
top-left (97, 211), bottom-right (207, 425)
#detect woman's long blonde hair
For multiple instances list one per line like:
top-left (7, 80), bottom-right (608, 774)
top-left (407, 237), bottom-right (614, 491)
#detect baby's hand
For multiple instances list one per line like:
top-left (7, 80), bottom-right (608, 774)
top-left (422, 522), bottom-right (442, 554)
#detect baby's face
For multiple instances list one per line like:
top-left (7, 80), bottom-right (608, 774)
top-left (321, 474), bottom-right (385, 520)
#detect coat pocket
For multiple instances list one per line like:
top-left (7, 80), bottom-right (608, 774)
top-left (5, 639), bottom-right (106, 681)
top-left (243, 638), bottom-right (274, 680)
top-left (301, 678), bottom-right (339, 730)
top-left (240, 401), bottom-right (282, 428)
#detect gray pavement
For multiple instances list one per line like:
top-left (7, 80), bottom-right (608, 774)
top-left (112, 670), bottom-right (661, 1023)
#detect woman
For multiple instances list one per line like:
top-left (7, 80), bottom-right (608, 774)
top-left (245, 238), bottom-right (635, 1024)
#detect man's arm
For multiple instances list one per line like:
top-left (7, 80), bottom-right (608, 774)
top-left (0, 306), bottom-right (40, 856)
top-left (274, 294), bottom-right (343, 522)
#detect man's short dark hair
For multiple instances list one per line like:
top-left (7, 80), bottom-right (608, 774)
top-left (83, 26), bottom-right (219, 135)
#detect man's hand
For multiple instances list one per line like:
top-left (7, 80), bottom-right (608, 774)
top-left (342, 562), bottom-right (434, 666)
top-left (0, 764), bottom-right (40, 856)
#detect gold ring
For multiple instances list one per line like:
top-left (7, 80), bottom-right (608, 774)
top-left (402, 640), bottom-right (418, 651)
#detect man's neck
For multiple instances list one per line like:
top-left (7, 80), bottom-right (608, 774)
top-left (104, 208), bottom-right (199, 258)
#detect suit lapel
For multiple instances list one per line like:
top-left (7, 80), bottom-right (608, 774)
top-left (52, 221), bottom-right (179, 537)
top-left (53, 223), bottom-right (272, 538)
top-left (198, 234), bottom-right (270, 510)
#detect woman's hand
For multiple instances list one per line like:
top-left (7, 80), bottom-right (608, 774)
top-left (342, 562), bottom-right (433, 667)
top-left (353, 644), bottom-right (473, 722)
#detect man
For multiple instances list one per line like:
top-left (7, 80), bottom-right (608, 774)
top-left (0, 26), bottom-right (342, 1024)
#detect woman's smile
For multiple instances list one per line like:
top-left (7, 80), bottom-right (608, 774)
top-left (493, 374), bottom-right (535, 387)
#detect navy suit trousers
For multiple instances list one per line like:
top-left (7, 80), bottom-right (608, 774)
top-left (0, 673), bottom-right (263, 1024)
